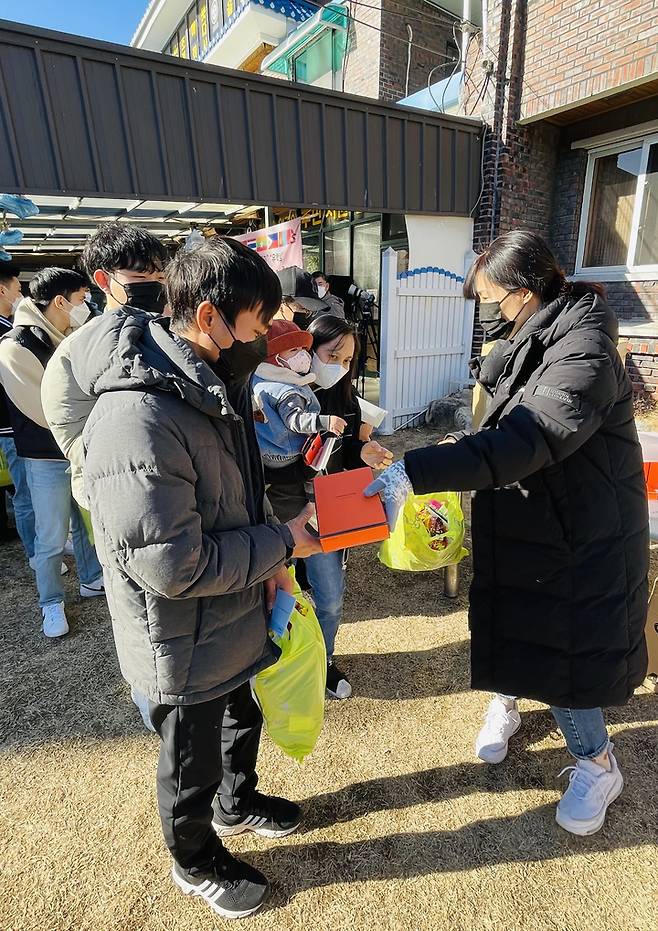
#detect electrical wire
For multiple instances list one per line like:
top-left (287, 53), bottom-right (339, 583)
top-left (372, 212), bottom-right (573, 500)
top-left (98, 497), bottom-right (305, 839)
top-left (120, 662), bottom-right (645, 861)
top-left (301, 0), bottom-right (458, 63)
top-left (479, 33), bottom-right (555, 113)
top-left (468, 68), bottom-right (492, 116)
top-left (426, 24), bottom-right (477, 113)
top-left (349, 0), bottom-right (457, 30)
top-left (340, 0), bottom-right (356, 91)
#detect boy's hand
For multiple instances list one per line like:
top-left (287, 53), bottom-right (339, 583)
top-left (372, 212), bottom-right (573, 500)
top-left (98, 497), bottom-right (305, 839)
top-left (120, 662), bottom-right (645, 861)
top-left (265, 566), bottom-right (294, 613)
top-left (286, 503), bottom-right (323, 558)
top-left (328, 416), bottom-right (347, 435)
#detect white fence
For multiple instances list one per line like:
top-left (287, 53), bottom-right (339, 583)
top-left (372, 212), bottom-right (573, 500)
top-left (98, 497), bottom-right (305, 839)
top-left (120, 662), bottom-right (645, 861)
top-left (379, 247), bottom-right (474, 434)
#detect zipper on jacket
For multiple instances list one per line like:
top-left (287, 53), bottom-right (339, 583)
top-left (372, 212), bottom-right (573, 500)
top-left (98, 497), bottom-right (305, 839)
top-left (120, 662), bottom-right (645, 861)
top-left (227, 413), bottom-right (258, 526)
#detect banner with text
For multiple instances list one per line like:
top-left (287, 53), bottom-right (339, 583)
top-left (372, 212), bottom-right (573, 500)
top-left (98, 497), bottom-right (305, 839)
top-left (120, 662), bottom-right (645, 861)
top-left (235, 218), bottom-right (302, 271)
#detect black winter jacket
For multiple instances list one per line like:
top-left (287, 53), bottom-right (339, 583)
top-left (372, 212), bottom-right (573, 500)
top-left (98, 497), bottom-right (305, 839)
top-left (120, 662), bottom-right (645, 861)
top-left (405, 289), bottom-right (648, 709)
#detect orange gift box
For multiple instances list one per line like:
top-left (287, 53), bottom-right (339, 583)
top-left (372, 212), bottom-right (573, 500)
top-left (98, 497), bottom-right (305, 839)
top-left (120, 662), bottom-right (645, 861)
top-left (644, 461), bottom-right (658, 500)
top-left (313, 467), bottom-right (390, 553)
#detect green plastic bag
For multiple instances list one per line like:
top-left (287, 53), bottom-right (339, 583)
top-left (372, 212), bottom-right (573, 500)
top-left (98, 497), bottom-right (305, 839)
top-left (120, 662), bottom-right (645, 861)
top-left (252, 573), bottom-right (327, 763)
top-left (77, 504), bottom-right (95, 545)
top-left (0, 449), bottom-right (11, 488)
top-left (379, 492), bottom-right (468, 572)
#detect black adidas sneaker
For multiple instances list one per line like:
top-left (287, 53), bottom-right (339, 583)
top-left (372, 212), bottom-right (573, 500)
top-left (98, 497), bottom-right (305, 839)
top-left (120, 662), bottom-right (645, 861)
top-left (172, 850), bottom-right (269, 920)
top-left (212, 791), bottom-right (302, 839)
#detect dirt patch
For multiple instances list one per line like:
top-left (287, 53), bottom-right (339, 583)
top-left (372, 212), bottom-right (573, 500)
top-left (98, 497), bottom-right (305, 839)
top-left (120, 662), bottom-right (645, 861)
top-left (1, 424), bottom-right (656, 931)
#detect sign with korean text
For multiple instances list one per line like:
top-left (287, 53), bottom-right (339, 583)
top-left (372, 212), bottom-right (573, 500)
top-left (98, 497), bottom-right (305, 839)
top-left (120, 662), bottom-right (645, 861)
top-left (235, 218), bottom-right (302, 271)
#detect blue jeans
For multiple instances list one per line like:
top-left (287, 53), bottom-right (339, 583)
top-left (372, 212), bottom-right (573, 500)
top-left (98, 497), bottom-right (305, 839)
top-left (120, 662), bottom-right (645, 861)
top-left (24, 458), bottom-right (102, 607)
top-left (0, 436), bottom-right (35, 558)
top-left (498, 694), bottom-right (608, 759)
top-left (304, 549), bottom-right (346, 660)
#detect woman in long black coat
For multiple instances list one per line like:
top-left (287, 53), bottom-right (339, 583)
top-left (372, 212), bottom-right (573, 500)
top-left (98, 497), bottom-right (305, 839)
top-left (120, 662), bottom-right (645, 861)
top-left (368, 231), bottom-right (648, 836)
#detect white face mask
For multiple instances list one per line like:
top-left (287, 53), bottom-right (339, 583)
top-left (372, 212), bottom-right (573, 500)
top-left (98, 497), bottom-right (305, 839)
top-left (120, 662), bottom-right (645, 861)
top-left (67, 300), bottom-right (91, 329)
top-left (280, 349), bottom-right (312, 375)
top-left (317, 284), bottom-right (328, 299)
top-left (11, 295), bottom-right (22, 315)
top-left (310, 352), bottom-right (349, 389)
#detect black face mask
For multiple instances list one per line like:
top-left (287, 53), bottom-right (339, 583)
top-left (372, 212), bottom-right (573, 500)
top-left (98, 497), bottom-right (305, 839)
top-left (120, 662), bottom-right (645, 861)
top-left (109, 276), bottom-right (167, 316)
top-left (208, 311), bottom-right (268, 383)
top-left (478, 290), bottom-right (519, 342)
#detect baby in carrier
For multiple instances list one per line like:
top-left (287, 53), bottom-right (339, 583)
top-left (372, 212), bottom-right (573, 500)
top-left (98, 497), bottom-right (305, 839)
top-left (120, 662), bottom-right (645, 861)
top-left (252, 320), bottom-right (345, 474)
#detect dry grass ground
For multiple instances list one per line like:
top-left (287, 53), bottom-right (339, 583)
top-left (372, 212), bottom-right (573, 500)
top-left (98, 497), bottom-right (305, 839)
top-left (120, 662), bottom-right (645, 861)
top-left (1, 424), bottom-right (656, 931)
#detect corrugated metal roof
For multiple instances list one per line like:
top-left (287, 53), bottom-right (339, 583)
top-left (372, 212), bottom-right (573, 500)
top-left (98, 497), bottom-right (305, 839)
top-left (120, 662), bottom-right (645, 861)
top-left (0, 18), bottom-right (482, 216)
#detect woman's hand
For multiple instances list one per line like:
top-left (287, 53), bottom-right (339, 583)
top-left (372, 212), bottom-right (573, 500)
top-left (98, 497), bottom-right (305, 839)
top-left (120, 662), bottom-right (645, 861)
top-left (264, 566), bottom-right (294, 613)
top-left (329, 415), bottom-right (347, 436)
top-left (359, 422), bottom-right (374, 443)
top-left (364, 460), bottom-right (413, 529)
top-left (361, 440), bottom-right (394, 470)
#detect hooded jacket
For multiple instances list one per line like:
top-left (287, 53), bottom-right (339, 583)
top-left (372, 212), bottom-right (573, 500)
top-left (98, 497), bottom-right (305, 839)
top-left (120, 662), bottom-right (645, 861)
top-left (405, 289), bottom-right (649, 709)
top-left (252, 361), bottom-right (329, 468)
top-left (0, 297), bottom-right (70, 459)
top-left (77, 310), bottom-right (292, 704)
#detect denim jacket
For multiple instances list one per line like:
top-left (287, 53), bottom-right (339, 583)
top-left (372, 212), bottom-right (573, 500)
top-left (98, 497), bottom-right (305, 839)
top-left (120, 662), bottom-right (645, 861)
top-left (252, 363), bottom-right (329, 468)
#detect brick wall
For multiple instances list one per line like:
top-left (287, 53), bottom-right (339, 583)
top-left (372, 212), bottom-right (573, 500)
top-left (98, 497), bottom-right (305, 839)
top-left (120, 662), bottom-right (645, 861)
top-left (379, 0), bottom-right (455, 103)
top-left (466, 0), bottom-right (658, 372)
top-left (470, 0), bottom-right (559, 251)
top-left (342, 0), bottom-right (456, 103)
top-left (342, 3), bottom-right (381, 99)
top-left (521, 0), bottom-right (658, 121)
top-left (549, 144), bottom-right (588, 272)
top-left (625, 340), bottom-right (658, 395)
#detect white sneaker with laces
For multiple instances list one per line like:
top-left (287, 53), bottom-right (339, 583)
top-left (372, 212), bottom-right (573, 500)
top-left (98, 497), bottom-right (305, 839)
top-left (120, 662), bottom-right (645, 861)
top-left (80, 577), bottom-right (105, 598)
top-left (42, 602), bottom-right (69, 638)
top-left (475, 696), bottom-right (522, 763)
top-left (555, 744), bottom-right (623, 836)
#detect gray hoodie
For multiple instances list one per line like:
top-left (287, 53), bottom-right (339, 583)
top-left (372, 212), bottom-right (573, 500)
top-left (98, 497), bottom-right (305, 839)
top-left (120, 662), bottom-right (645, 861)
top-left (76, 309), bottom-right (292, 705)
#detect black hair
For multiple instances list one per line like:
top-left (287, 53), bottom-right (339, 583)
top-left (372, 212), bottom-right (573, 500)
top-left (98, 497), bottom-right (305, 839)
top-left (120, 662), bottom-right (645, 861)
top-left (80, 222), bottom-right (169, 277)
top-left (29, 267), bottom-right (90, 306)
top-left (0, 260), bottom-right (20, 286)
top-left (166, 237), bottom-right (283, 331)
top-left (311, 271), bottom-right (327, 280)
top-left (464, 230), bottom-right (605, 303)
top-left (308, 314), bottom-right (361, 407)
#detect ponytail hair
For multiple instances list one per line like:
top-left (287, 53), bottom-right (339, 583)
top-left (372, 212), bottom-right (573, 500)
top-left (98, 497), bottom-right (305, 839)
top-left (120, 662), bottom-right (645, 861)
top-left (464, 230), bottom-right (605, 303)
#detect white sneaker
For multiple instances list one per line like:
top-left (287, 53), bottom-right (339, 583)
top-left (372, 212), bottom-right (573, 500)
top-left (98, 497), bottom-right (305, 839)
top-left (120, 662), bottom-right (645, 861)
top-left (63, 538), bottom-right (75, 557)
top-left (475, 696), bottom-right (522, 763)
top-left (555, 744), bottom-right (623, 836)
top-left (80, 576), bottom-right (105, 598)
top-left (42, 602), bottom-right (69, 638)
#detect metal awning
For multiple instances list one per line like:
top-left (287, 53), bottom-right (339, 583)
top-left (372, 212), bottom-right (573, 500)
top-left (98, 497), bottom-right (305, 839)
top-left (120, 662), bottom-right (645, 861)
top-left (0, 19), bottom-right (482, 216)
top-left (261, 2), bottom-right (348, 76)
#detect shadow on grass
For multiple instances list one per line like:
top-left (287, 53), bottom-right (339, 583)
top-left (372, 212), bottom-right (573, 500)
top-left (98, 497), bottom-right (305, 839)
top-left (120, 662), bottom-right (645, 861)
top-left (299, 710), bottom-right (657, 832)
top-left (249, 722), bottom-right (657, 910)
top-left (336, 640), bottom-right (471, 700)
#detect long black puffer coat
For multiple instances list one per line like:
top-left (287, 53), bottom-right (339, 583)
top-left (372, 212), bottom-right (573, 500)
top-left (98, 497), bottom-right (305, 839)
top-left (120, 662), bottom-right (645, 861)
top-left (405, 288), bottom-right (649, 709)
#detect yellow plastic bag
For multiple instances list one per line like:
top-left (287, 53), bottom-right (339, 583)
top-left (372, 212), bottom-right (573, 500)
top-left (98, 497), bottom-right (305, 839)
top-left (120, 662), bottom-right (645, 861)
top-left (0, 449), bottom-right (11, 488)
top-left (252, 573), bottom-right (326, 763)
top-left (379, 492), bottom-right (468, 572)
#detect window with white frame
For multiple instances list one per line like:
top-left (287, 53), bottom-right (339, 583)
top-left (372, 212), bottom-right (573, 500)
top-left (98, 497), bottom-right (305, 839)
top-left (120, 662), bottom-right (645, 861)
top-left (576, 134), bottom-right (658, 276)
